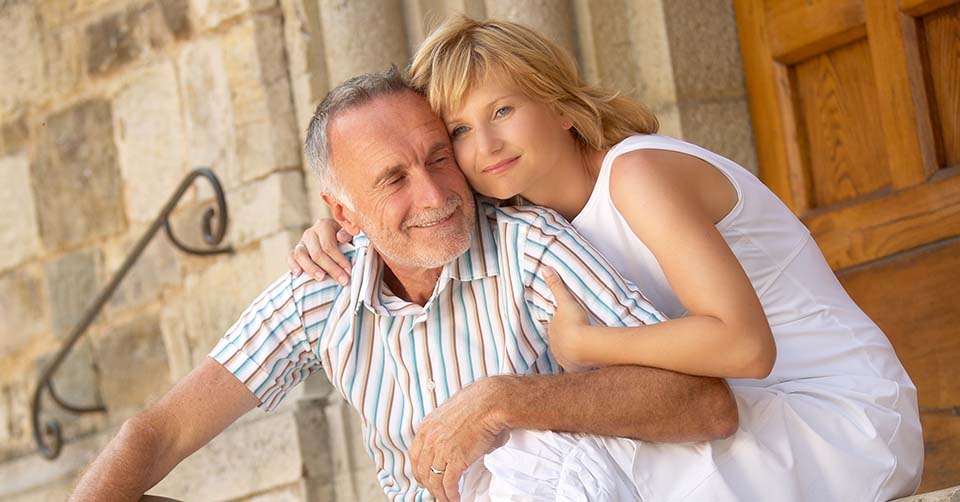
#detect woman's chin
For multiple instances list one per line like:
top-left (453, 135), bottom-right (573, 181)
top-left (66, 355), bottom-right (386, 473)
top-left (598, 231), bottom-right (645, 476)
top-left (474, 185), bottom-right (522, 202)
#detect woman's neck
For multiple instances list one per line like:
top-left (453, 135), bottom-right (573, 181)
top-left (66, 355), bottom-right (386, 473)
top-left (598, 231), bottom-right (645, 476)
top-left (522, 145), bottom-right (608, 222)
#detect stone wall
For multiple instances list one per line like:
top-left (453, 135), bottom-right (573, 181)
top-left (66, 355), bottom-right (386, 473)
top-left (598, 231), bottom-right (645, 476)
top-left (0, 1), bottom-right (754, 500)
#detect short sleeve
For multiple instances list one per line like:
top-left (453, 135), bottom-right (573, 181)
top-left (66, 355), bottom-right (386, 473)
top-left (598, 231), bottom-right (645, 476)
top-left (210, 273), bottom-right (325, 411)
top-left (518, 208), bottom-right (668, 328)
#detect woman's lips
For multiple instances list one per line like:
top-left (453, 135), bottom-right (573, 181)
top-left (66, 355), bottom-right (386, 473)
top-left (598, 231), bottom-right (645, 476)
top-left (483, 156), bottom-right (520, 174)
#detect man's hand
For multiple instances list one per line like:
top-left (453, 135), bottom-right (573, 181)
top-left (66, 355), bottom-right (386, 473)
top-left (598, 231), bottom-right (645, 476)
top-left (409, 378), bottom-right (505, 502)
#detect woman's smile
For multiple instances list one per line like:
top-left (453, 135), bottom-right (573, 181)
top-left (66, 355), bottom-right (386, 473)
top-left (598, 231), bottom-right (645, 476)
top-left (483, 155), bottom-right (521, 174)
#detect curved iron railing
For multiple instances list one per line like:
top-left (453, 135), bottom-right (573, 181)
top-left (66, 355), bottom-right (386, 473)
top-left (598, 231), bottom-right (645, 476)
top-left (31, 168), bottom-right (235, 459)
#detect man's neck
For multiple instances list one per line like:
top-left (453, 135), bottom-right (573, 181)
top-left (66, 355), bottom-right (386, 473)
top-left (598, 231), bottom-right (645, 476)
top-left (381, 261), bottom-right (443, 306)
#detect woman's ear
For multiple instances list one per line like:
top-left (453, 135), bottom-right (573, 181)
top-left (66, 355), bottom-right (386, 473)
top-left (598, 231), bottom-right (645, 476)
top-left (321, 193), bottom-right (362, 236)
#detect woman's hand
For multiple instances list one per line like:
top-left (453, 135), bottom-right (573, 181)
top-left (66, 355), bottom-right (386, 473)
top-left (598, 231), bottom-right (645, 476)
top-left (543, 266), bottom-right (595, 372)
top-left (288, 218), bottom-right (354, 284)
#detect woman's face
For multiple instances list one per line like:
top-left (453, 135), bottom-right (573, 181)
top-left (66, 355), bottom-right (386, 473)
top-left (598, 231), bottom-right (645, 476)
top-left (442, 69), bottom-right (575, 200)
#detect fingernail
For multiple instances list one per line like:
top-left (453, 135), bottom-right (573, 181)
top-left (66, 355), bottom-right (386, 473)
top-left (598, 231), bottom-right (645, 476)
top-left (314, 273), bottom-right (325, 281)
top-left (338, 275), bottom-right (348, 286)
top-left (543, 266), bottom-right (556, 277)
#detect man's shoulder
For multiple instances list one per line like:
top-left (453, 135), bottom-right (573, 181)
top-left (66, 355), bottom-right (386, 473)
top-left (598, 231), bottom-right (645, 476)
top-left (481, 198), bottom-right (574, 234)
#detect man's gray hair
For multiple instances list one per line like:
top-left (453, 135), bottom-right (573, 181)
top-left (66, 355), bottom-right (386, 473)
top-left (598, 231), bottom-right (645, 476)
top-left (304, 66), bottom-right (413, 206)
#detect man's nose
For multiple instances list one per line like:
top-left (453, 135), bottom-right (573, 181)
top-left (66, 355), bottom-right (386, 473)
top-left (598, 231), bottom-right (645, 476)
top-left (411, 169), bottom-right (447, 207)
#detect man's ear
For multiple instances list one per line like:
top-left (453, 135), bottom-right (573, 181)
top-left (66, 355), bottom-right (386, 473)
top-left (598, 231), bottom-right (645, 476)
top-left (321, 193), bottom-right (363, 236)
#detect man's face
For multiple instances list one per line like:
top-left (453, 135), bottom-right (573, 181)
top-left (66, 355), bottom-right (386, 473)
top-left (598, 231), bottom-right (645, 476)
top-left (326, 91), bottom-right (475, 271)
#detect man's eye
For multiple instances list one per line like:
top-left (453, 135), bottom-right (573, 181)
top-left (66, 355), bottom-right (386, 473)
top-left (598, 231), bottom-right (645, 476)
top-left (388, 175), bottom-right (405, 185)
top-left (450, 126), bottom-right (468, 138)
top-left (431, 156), bottom-right (448, 165)
top-left (494, 106), bottom-right (512, 118)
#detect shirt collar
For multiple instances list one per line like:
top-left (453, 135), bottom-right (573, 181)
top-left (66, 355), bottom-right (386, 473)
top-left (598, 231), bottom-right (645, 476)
top-left (348, 198), bottom-right (501, 317)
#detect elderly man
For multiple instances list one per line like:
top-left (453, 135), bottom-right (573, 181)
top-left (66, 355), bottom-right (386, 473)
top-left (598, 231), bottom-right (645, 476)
top-left (69, 68), bottom-right (736, 502)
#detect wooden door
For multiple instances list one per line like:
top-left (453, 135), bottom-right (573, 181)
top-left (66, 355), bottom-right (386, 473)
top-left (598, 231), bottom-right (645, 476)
top-left (734, 0), bottom-right (960, 492)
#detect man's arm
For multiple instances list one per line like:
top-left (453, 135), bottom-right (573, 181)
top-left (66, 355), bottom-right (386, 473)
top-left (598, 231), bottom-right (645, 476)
top-left (69, 357), bottom-right (259, 501)
top-left (409, 362), bottom-right (737, 502)
top-left (492, 364), bottom-right (737, 441)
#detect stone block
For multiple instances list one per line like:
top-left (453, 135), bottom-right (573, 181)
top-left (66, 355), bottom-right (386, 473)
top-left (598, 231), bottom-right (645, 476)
top-left (231, 170), bottom-right (309, 249)
top-left (654, 103), bottom-right (682, 140)
top-left (40, 24), bottom-right (84, 102)
top-left (31, 100), bottom-right (127, 250)
top-left (33, 341), bottom-right (102, 433)
top-left (113, 62), bottom-right (187, 224)
top-left (86, 9), bottom-right (142, 75)
top-left (573, 0), bottom-right (638, 92)
top-left (259, 230), bottom-right (300, 281)
top-left (191, 0), bottom-right (277, 30)
top-left (486, 0), bottom-right (576, 56)
top-left (323, 395), bottom-right (385, 501)
top-left (222, 14), bottom-right (301, 181)
top-left (678, 98), bottom-right (759, 176)
top-left (0, 418), bottom-right (113, 499)
top-left (402, 0), bottom-right (485, 49)
top-left (0, 375), bottom-right (33, 463)
top-left (893, 486), bottom-right (960, 502)
top-left (317, 0), bottom-right (409, 86)
top-left (104, 231), bottom-right (180, 311)
top-left (158, 0), bottom-right (192, 39)
top-left (280, 0), bottom-right (327, 157)
top-left (159, 248), bottom-right (269, 370)
top-left (625, 0), bottom-right (678, 110)
top-left (0, 115), bottom-right (29, 155)
top-left (0, 0), bottom-right (46, 115)
top-left (233, 81), bottom-right (301, 181)
top-left (45, 248), bottom-right (101, 341)
top-left (93, 312), bottom-right (171, 419)
top-left (663, 0), bottom-right (747, 101)
top-left (0, 264), bottom-right (48, 356)
top-left (235, 483), bottom-right (304, 502)
top-left (150, 409), bottom-right (307, 501)
top-left (178, 40), bottom-right (241, 193)
top-left (0, 153), bottom-right (41, 271)
top-left (159, 298), bottom-right (194, 382)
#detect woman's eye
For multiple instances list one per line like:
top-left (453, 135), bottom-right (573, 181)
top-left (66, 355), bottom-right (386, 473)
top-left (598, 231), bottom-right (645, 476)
top-left (450, 125), bottom-right (468, 138)
top-left (494, 106), bottom-right (512, 118)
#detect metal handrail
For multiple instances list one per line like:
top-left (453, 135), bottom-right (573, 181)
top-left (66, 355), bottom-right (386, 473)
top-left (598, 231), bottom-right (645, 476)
top-left (31, 167), bottom-right (235, 459)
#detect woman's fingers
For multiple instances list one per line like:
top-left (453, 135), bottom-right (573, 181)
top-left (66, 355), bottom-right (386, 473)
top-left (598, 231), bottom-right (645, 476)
top-left (543, 266), bottom-right (573, 307)
top-left (288, 220), bottom-right (353, 284)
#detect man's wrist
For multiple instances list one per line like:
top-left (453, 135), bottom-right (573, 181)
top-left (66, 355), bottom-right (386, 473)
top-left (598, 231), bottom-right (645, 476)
top-left (480, 375), bottom-right (523, 433)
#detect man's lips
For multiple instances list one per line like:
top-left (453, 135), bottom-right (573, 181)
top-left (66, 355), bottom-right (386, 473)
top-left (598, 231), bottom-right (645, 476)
top-left (483, 156), bottom-right (520, 174)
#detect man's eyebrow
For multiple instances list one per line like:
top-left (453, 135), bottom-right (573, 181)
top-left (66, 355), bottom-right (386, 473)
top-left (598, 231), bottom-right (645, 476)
top-left (427, 142), bottom-right (451, 157)
top-left (373, 164), bottom-right (405, 187)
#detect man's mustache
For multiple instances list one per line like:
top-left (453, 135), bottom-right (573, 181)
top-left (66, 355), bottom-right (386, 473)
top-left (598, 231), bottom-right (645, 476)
top-left (402, 196), bottom-right (462, 229)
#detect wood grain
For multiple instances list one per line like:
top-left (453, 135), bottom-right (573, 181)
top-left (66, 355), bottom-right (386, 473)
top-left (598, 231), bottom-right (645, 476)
top-left (735, 0), bottom-right (802, 212)
top-left (765, 0), bottom-right (866, 63)
top-left (865, 0), bottom-right (939, 187)
top-left (901, 0), bottom-right (958, 16)
top-left (838, 238), bottom-right (960, 491)
top-left (793, 39), bottom-right (891, 208)
top-left (805, 172), bottom-right (960, 270)
top-left (921, 3), bottom-right (960, 168)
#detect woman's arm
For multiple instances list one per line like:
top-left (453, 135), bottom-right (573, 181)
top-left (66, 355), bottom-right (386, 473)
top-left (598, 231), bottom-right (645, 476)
top-left (288, 218), bottom-right (354, 283)
top-left (548, 149), bottom-right (775, 379)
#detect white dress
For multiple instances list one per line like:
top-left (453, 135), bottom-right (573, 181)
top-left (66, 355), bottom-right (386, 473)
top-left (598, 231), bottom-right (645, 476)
top-left (472, 135), bottom-right (923, 502)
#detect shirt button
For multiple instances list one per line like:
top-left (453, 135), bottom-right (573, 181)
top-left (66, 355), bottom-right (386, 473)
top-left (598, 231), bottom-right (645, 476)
top-left (426, 380), bottom-right (436, 390)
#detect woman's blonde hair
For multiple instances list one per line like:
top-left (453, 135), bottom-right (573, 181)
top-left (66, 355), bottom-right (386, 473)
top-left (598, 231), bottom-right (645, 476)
top-left (408, 15), bottom-right (658, 151)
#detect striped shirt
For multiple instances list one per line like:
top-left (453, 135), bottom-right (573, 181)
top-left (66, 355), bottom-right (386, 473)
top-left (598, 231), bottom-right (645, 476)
top-left (211, 200), bottom-right (666, 501)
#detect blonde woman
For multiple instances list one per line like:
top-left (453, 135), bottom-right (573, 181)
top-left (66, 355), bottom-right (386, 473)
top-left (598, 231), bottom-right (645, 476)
top-left (291, 16), bottom-right (922, 502)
